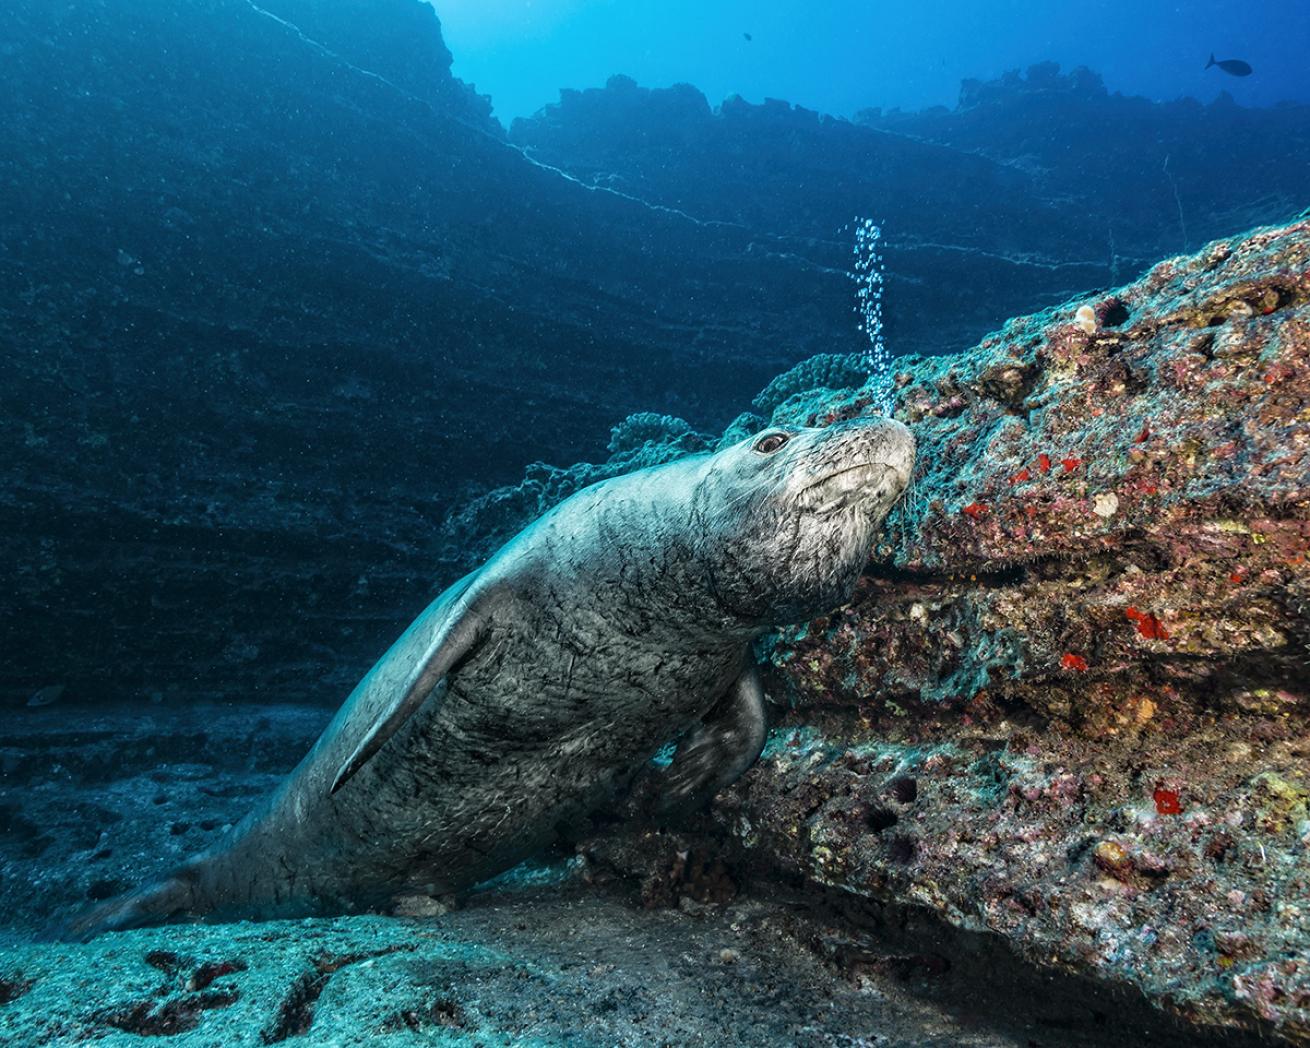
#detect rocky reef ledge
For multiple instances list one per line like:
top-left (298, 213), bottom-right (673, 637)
top-left (444, 218), bottom-right (1310, 1042)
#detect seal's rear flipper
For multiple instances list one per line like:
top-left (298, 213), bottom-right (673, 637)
top-left (61, 869), bottom-right (199, 941)
top-left (330, 577), bottom-right (503, 794)
top-left (660, 663), bottom-right (768, 810)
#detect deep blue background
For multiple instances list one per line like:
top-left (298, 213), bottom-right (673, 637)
top-left (437, 0), bottom-right (1310, 121)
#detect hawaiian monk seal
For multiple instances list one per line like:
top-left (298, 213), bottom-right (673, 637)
top-left (74, 416), bottom-right (914, 935)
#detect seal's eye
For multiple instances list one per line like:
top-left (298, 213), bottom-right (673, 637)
top-left (753, 432), bottom-right (790, 455)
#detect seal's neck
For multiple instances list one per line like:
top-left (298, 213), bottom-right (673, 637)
top-left (585, 470), bottom-right (764, 645)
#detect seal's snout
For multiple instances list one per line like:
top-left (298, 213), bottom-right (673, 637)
top-left (820, 416), bottom-right (915, 491)
top-left (729, 415), bottom-right (918, 627)
top-left (788, 417), bottom-right (915, 517)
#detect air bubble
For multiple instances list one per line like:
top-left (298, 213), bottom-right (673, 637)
top-left (850, 218), bottom-right (892, 414)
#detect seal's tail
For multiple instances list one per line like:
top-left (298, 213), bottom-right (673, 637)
top-left (60, 866), bottom-right (202, 941)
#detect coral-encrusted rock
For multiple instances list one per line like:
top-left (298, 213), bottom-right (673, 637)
top-left (737, 219), bottom-right (1310, 1044)
top-left (772, 220), bottom-right (1309, 716)
top-left (458, 219), bottom-right (1310, 1043)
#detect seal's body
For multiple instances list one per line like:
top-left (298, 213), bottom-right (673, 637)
top-left (76, 417), bottom-right (914, 933)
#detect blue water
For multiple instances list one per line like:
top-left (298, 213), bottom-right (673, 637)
top-left (440, 0), bottom-right (1310, 121)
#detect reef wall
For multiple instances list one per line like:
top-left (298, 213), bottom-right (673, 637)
top-left (511, 64), bottom-right (1310, 360)
top-left (0, 0), bottom-right (847, 705)
top-left (448, 219), bottom-right (1310, 1042)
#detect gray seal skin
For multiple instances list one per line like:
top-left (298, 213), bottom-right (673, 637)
top-left (74, 416), bottom-right (915, 935)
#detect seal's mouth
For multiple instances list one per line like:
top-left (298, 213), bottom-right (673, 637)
top-left (797, 461), bottom-right (903, 511)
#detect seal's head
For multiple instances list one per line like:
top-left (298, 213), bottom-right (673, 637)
top-left (693, 416), bottom-right (915, 626)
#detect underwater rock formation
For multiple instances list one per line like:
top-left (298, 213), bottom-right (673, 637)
top-left (768, 220), bottom-right (1309, 714)
top-left (0, 0), bottom-right (839, 706)
top-left (728, 218), bottom-right (1310, 1044)
top-left (448, 218), bottom-right (1310, 1042)
top-left (511, 67), bottom-right (1310, 360)
top-left (860, 62), bottom-right (1310, 267)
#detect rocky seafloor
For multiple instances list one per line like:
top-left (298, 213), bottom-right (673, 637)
top-left (0, 706), bottom-right (1268, 1047)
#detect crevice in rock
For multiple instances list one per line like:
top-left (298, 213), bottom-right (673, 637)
top-left (261, 946), bottom-right (413, 1044)
top-left (746, 876), bottom-right (1280, 1048)
top-left (261, 971), bottom-right (329, 1043)
top-left (865, 560), bottom-right (1030, 590)
top-left (0, 976), bottom-right (33, 1006)
top-left (97, 988), bottom-right (240, 1037)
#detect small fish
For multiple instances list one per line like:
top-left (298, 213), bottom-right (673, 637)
top-left (743, 32), bottom-right (752, 42)
top-left (27, 684), bottom-right (66, 708)
top-left (1206, 54), bottom-right (1252, 77)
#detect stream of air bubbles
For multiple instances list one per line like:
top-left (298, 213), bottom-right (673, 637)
top-left (850, 218), bottom-right (893, 415)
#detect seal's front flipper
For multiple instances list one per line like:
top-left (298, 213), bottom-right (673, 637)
top-left (330, 576), bottom-right (501, 795)
top-left (662, 663), bottom-right (768, 809)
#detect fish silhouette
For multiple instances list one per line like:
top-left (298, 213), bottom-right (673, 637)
top-left (1206, 54), bottom-right (1253, 77)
